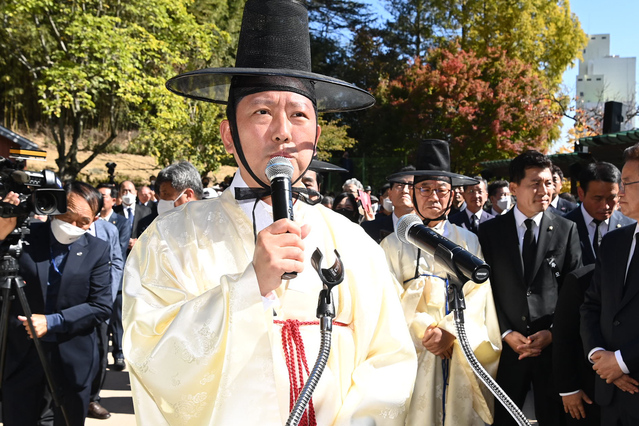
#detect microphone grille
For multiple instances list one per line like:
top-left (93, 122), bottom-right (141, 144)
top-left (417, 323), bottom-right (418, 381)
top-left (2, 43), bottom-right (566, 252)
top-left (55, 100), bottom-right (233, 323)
top-left (396, 214), bottom-right (423, 245)
top-left (265, 156), bottom-right (294, 181)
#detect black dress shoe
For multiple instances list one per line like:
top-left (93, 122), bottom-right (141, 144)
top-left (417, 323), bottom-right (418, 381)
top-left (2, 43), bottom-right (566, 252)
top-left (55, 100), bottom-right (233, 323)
top-left (88, 401), bottom-right (111, 419)
top-left (113, 356), bottom-right (126, 371)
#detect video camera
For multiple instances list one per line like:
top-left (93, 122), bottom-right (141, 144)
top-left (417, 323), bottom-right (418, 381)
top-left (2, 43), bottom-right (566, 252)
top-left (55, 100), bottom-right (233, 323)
top-left (0, 158), bottom-right (66, 218)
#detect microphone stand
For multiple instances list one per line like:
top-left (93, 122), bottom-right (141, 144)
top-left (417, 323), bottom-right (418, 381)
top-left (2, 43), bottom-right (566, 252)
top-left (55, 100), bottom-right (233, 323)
top-left (433, 244), bottom-right (531, 426)
top-left (286, 249), bottom-right (343, 426)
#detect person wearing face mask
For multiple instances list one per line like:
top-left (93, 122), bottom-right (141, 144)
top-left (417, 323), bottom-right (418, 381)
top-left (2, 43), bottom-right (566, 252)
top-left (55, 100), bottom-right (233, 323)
top-left (0, 181), bottom-right (112, 426)
top-left (113, 180), bottom-right (152, 255)
top-left (136, 160), bottom-right (203, 236)
top-left (332, 192), bottom-right (360, 223)
top-left (487, 180), bottom-right (513, 216)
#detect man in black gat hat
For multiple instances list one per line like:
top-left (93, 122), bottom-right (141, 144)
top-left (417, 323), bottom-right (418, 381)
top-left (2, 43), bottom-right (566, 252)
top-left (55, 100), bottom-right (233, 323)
top-left (381, 139), bottom-right (502, 425)
top-left (122, 1), bottom-right (417, 424)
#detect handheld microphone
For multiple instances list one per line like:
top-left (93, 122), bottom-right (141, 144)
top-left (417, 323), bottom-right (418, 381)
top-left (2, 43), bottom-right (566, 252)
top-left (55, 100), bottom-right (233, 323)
top-left (396, 214), bottom-right (490, 284)
top-left (265, 156), bottom-right (297, 279)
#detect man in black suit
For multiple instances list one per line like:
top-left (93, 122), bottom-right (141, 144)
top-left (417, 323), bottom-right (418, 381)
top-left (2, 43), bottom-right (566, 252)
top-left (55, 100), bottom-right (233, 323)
top-left (549, 165), bottom-right (578, 215)
top-left (553, 265), bottom-right (599, 425)
top-left (581, 144), bottom-right (639, 426)
top-left (478, 150), bottom-right (582, 426)
top-left (0, 182), bottom-right (112, 425)
top-left (449, 176), bottom-right (495, 234)
top-left (113, 180), bottom-right (152, 252)
top-left (564, 162), bottom-right (635, 266)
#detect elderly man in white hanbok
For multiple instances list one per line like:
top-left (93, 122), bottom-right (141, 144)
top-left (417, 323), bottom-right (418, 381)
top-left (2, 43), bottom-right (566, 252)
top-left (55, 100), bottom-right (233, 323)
top-left (381, 139), bottom-right (501, 426)
top-left (122, 1), bottom-right (417, 425)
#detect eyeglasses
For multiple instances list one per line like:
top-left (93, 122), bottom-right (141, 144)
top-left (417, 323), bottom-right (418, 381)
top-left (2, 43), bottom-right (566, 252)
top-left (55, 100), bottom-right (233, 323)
top-left (392, 182), bottom-right (413, 191)
top-left (620, 180), bottom-right (639, 192)
top-left (415, 186), bottom-right (451, 198)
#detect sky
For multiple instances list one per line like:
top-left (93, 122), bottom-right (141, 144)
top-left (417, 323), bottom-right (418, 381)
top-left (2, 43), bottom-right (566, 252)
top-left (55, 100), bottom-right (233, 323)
top-left (363, 0), bottom-right (639, 152)
top-left (556, 0), bottom-right (639, 151)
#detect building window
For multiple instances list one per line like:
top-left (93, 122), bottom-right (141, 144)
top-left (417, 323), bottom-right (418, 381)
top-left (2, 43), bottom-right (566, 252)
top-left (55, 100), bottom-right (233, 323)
top-left (578, 78), bottom-right (583, 81)
top-left (602, 36), bottom-right (607, 39)
top-left (587, 78), bottom-right (591, 81)
top-left (596, 78), bottom-right (602, 81)
top-left (580, 92), bottom-right (584, 97)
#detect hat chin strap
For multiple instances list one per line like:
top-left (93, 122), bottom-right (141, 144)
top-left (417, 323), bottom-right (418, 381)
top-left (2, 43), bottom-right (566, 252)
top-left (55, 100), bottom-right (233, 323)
top-left (227, 98), bottom-right (318, 191)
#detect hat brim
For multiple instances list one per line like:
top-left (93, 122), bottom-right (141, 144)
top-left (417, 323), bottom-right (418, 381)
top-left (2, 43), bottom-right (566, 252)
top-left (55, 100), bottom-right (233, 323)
top-left (166, 68), bottom-right (375, 113)
top-left (387, 170), bottom-right (479, 187)
top-left (309, 159), bottom-right (348, 173)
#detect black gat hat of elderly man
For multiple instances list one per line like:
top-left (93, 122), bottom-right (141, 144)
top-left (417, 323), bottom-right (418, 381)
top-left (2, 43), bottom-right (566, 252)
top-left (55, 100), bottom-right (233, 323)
top-left (166, 0), bottom-right (375, 188)
top-left (387, 139), bottom-right (478, 222)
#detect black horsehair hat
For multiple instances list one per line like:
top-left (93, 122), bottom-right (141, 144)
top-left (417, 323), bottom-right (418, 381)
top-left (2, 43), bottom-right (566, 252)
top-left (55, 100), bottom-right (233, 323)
top-left (166, 0), bottom-right (374, 113)
top-left (387, 139), bottom-right (478, 187)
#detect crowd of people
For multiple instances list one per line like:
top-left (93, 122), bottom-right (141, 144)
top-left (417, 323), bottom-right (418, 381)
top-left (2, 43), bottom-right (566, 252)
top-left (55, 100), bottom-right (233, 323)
top-left (2, 0), bottom-right (639, 425)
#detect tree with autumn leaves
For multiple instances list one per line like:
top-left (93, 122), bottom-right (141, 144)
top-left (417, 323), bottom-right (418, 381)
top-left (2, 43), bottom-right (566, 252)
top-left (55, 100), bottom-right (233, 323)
top-left (378, 44), bottom-right (562, 174)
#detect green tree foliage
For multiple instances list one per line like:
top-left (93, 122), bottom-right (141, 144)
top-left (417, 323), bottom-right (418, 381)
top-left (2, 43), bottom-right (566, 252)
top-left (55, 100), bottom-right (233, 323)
top-left (383, 0), bottom-right (587, 89)
top-left (0, 0), bottom-right (234, 180)
top-left (380, 44), bottom-right (562, 174)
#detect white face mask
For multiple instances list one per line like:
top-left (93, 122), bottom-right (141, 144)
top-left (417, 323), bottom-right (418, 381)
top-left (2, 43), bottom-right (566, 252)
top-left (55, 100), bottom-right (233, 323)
top-left (382, 198), bottom-right (394, 212)
top-left (50, 217), bottom-right (87, 245)
top-left (156, 189), bottom-right (186, 216)
top-left (496, 196), bottom-right (512, 211)
top-left (121, 193), bottom-right (136, 206)
top-left (371, 203), bottom-right (379, 214)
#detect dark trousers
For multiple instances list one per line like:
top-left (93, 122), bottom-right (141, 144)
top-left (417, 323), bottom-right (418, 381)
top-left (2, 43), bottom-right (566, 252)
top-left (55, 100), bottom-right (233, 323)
top-left (108, 291), bottom-right (123, 357)
top-left (90, 321), bottom-right (108, 402)
top-left (2, 343), bottom-right (94, 426)
top-left (494, 343), bottom-right (566, 426)
top-left (600, 388), bottom-right (639, 426)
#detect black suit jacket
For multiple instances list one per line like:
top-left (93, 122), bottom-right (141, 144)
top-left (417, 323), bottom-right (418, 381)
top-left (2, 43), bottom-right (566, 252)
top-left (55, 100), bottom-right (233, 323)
top-left (553, 265), bottom-right (596, 394)
top-left (106, 211), bottom-right (132, 258)
top-left (549, 197), bottom-right (578, 216)
top-left (114, 203), bottom-right (152, 239)
top-left (361, 213), bottom-right (394, 243)
top-left (5, 222), bottom-right (112, 388)
top-left (478, 208), bottom-right (582, 335)
top-left (564, 208), bottom-right (635, 265)
top-left (449, 208), bottom-right (494, 233)
top-left (581, 224), bottom-right (639, 407)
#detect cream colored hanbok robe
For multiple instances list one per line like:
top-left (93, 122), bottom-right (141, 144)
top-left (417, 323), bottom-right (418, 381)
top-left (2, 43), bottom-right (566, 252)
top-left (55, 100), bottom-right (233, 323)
top-left (122, 189), bottom-right (417, 425)
top-left (381, 221), bottom-right (501, 426)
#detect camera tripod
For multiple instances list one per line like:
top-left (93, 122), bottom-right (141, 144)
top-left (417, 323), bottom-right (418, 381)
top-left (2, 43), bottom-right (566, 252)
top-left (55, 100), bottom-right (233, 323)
top-left (0, 221), bottom-right (70, 426)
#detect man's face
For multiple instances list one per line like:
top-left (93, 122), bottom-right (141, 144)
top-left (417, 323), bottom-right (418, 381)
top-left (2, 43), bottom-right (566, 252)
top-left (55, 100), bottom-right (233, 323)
top-left (578, 181), bottom-right (619, 222)
top-left (120, 181), bottom-right (136, 203)
top-left (388, 178), bottom-right (413, 210)
top-left (414, 178), bottom-right (452, 220)
top-left (220, 91), bottom-right (320, 188)
top-left (302, 170), bottom-right (320, 192)
top-left (453, 187), bottom-right (464, 206)
top-left (489, 186), bottom-right (511, 211)
top-left (510, 167), bottom-right (553, 217)
top-left (56, 193), bottom-right (96, 231)
top-left (159, 182), bottom-right (189, 208)
top-left (619, 160), bottom-right (639, 220)
top-left (343, 183), bottom-right (359, 199)
top-left (138, 186), bottom-right (152, 204)
top-left (552, 172), bottom-right (562, 197)
top-left (98, 187), bottom-right (114, 213)
top-left (463, 181), bottom-right (487, 213)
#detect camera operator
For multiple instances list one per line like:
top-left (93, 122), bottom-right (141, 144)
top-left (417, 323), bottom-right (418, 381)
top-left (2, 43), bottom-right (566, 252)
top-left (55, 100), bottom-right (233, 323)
top-left (0, 182), bottom-right (112, 426)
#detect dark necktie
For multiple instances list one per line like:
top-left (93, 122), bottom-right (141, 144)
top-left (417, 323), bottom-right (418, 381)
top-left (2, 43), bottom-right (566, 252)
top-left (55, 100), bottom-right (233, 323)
top-left (469, 215), bottom-right (479, 234)
top-left (127, 207), bottom-right (134, 229)
top-left (592, 219), bottom-right (602, 254)
top-left (624, 234), bottom-right (639, 288)
top-left (523, 219), bottom-right (537, 285)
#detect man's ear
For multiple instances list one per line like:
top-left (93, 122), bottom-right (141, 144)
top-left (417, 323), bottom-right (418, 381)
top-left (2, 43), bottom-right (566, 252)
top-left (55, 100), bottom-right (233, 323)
top-left (185, 188), bottom-right (196, 201)
top-left (509, 181), bottom-right (518, 198)
top-left (577, 186), bottom-right (585, 203)
top-left (220, 120), bottom-right (235, 155)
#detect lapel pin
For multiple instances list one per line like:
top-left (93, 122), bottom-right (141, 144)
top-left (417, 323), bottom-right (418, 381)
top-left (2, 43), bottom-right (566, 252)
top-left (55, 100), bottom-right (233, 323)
top-left (77, 252), bottom-right (83, 256)
top-left (548, 226), bottom-right (553, 231)
top-left (617, 224), bottom-right (622, 228)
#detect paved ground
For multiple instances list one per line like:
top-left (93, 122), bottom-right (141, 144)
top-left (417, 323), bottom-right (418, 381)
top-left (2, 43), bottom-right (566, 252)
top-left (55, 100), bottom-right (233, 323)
top-left (85, 363), bottom-right (136, 426)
